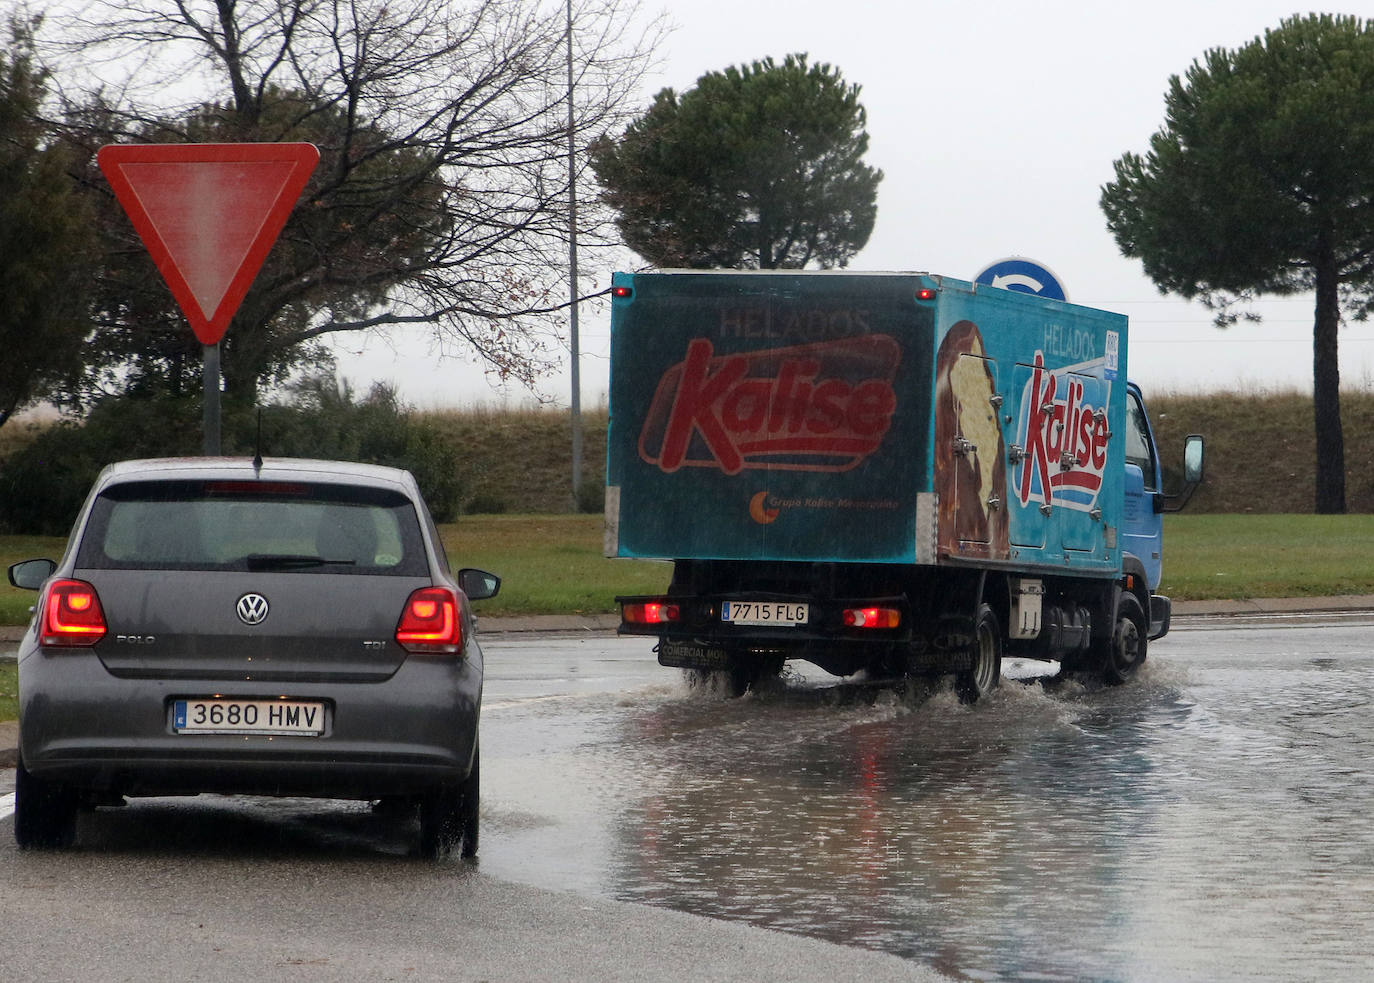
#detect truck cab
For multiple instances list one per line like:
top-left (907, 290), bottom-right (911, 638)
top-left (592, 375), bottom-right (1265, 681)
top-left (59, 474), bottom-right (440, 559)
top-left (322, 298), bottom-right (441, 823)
top-left (1122, 381), bottom-right (1205, 639)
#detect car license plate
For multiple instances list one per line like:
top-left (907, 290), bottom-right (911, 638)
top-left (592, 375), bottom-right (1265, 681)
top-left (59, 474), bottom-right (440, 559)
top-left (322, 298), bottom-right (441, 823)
top-left (720, 601), bottom-right (808, 626)
top-left (172, 699), bottom-right (325, 736)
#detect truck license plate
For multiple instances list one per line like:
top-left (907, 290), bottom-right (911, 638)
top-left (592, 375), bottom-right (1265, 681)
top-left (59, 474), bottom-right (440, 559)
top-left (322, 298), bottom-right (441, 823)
top-left (173, 699), bottom-right (325, 736)
top-left (721, 601), bottom-right (808, 626)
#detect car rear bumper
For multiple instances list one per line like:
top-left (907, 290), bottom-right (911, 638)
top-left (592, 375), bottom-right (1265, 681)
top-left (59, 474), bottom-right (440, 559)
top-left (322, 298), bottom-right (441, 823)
top-left (17, 643), bottom-right (482, 800)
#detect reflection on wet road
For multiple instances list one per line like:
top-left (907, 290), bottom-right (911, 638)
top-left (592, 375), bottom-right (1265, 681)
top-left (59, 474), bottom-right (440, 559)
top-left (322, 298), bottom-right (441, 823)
top-left (479, 624), bottom-right (1374, 982)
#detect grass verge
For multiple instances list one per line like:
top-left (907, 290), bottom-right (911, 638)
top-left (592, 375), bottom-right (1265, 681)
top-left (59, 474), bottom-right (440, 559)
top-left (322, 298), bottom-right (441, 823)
top-left (1159, 513), bottom-right (1374, 600)
top-left (5, 513), bottom-right (1374, 628)
top-left (440, 514), bottom-right (670, 616)
top-left (0, 660), bottom-right (15, 720)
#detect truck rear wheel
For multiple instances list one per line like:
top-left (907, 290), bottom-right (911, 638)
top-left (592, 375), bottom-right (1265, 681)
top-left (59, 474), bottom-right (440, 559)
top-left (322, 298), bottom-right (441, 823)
top-left (1102, 594), bottom-right (1148, 685)
top-left (686, 654), bottom-right (784, 697)
top-left (956, 603), bottom-right (1002, 704)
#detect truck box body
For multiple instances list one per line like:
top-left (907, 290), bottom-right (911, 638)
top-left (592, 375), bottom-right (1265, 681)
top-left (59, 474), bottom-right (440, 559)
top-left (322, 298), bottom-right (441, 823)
top-left (605, 271), bottom-right (1128, 579)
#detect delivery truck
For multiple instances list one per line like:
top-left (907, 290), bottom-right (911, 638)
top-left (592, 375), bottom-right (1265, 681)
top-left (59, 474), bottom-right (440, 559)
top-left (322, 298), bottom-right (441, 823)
top-left (605, 271), bottom-right (1203, 700)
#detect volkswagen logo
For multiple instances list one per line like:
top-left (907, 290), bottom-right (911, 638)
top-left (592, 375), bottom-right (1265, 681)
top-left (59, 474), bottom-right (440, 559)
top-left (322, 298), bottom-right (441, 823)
top-left (236, 592), bottom-right (270, 626)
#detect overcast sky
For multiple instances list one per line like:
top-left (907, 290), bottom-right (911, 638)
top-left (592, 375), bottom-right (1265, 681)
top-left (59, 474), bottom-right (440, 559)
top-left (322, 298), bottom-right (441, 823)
top-left (330, 1), bottom-right (1368, 409)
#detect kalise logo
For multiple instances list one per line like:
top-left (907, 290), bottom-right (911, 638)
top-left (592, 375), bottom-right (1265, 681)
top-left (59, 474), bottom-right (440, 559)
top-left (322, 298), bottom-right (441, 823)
top-left (1015, 352), bottom-right (1110, 512)
top-left (749, 491), bottom-right (780, 524)
top-left (639, 336), bottom-right (901, 475)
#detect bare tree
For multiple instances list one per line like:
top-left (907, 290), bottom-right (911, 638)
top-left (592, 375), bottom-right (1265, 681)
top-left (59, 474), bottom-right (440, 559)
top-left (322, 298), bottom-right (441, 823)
top-left (36, 0), bottom-right (662, 403)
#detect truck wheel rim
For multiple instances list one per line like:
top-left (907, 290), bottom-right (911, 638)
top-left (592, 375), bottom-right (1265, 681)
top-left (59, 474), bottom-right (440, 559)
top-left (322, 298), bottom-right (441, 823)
top-left (1116, 617), bottom-right (1141, 670)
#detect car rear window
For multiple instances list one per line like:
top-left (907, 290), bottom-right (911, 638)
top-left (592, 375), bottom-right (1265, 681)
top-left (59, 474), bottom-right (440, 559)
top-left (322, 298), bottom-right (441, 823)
top-left (75, 480), bottom-right (430, 576)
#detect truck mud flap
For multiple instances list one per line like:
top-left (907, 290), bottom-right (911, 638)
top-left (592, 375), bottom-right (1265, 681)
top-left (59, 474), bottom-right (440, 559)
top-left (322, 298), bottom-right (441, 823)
top-left (657, 638), bottom-right (733, 671)
top-left (907, 616), bottom-right (974, 674)
top-left (907, 651), bottom-right (974, 674)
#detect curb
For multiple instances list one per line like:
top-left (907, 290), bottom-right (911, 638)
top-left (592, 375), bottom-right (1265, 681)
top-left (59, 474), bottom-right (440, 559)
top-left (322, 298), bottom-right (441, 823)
top-left (0, 614), bottom-right (630, 644)
top-left (475, 614), bottom-right (624, 635)
top-left (1171, 595), bottom-right (1374, 616)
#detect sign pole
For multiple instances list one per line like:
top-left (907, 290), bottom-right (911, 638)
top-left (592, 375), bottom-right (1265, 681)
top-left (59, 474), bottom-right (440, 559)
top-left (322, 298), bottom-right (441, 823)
top-left (203, 343), bottom-right (221, 455)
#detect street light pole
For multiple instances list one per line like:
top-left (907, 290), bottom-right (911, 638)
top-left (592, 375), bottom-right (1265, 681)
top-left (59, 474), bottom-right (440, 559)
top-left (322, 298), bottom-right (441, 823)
top-left (566, 0), bottom-right (583, 508)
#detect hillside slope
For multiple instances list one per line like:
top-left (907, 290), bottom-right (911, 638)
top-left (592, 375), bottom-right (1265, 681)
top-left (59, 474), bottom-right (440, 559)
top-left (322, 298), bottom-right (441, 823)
top-left (423, 390), bottom-right (1371, 515)
top-left (3, 391), bottom-right (1365, 516)
top-left (1145, 389), bottom-right (1374, 514)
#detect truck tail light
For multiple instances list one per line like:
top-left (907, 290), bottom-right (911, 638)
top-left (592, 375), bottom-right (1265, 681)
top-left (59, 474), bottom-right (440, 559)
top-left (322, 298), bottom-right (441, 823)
top-left (41, 579), bottom-right (108, 646)
top-left (396, 586), bottom-right (463, 654)
top-left (843, 606), bottom-right (901, 629)
top-left (622, 601), bottom-right (680, 624)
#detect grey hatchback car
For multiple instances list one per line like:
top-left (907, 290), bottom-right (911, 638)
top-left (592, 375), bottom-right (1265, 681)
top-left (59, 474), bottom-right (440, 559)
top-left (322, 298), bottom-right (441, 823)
top-left (7, 458), bottom-right (499, 858)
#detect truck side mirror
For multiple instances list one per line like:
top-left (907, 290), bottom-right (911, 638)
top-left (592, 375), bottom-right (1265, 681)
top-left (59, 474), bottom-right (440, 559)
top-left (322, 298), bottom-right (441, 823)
top-left (1161, 434), bottom-right (1205, 513)
top-left (1183, 434), bottom-right (1204, 484)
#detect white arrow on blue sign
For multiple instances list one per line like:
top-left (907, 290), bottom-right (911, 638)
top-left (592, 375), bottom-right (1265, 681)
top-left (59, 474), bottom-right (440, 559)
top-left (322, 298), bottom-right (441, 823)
top-left (973, 258), bottom-right (1068, 302)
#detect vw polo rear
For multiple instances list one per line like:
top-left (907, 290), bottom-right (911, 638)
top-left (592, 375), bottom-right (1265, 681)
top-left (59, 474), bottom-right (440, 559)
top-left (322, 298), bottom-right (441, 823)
top-left (10, 458), bottom-right (497, 856)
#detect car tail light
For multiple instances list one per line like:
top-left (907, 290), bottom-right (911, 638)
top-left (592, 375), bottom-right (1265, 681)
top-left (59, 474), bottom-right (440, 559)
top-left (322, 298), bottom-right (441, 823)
top-left (622, 601), bottom-right (680, 624)
top-left (843, 606), bottom-right (901, 629)
top-left (41, 579), bottom-right (108, 646)
top-left (396, 586), bottom-right (463, 654)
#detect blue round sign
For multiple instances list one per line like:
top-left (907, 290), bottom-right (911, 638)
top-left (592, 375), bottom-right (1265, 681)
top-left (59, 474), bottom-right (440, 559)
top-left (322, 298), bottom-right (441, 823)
top-left (973, 258), bottom-right (1068, 302)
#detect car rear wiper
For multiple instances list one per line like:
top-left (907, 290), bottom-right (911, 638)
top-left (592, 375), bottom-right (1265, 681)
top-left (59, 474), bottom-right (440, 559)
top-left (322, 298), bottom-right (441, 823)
top-left (246, 554), bottom-right (358, 571)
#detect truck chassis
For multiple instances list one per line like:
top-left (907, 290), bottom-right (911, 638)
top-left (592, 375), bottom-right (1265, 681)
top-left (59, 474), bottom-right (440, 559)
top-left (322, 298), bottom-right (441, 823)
top-left (619, 558), bottom-right (1164, 699)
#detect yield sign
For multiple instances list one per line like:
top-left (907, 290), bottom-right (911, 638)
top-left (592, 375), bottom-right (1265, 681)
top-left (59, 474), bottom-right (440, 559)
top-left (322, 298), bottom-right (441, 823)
top-left (97, 143), bottom-right (319, 345)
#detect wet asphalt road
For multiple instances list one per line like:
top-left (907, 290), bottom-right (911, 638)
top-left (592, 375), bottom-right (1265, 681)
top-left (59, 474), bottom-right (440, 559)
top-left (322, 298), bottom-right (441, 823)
top-left (4, 614), bottom-right (1374, 981)
top-left (473, 617), bottom-right (1374, 982)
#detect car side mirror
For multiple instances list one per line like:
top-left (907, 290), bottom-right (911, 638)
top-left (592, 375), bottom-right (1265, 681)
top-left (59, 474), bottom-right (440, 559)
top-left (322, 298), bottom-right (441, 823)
top-left (8, 558), bottom-right (57, 590)
top-left (458, 568), bottom-right (501, 601)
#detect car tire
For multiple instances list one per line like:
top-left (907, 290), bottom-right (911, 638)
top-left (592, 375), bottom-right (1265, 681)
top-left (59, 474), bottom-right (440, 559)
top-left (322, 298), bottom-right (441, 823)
top-left (457, 743), bottom-right (480, 859)
top-left (14, 754), bottom-right (79, 850)
top-left (419, 740), bottom-right (479, 859)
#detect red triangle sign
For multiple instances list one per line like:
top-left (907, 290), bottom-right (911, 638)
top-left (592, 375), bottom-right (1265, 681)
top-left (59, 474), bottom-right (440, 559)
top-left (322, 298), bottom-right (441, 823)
top-left (98, 143), bottom-right (320, 345)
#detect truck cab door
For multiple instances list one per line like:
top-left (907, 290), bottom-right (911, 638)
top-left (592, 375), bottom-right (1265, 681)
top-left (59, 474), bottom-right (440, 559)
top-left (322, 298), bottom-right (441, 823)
top-left (1121, 384), bottom-right (1163, 590)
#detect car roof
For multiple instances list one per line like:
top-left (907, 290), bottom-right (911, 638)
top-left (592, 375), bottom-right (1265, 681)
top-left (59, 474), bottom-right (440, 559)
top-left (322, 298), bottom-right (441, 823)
top-left (93, 457), bottom-right (420, 496)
